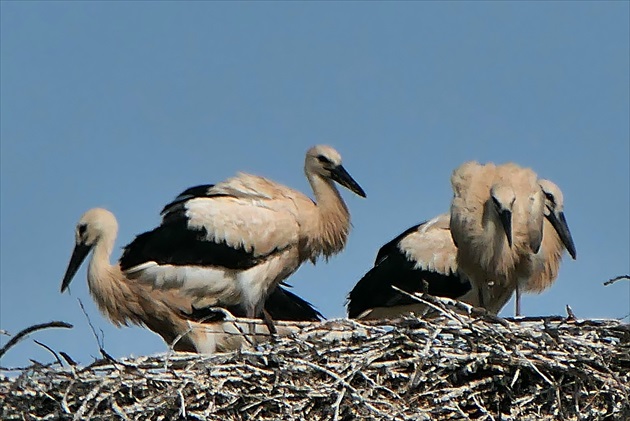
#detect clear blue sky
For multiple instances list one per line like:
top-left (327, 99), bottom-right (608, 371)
top-left (1, 2), bottom-right (628, 368)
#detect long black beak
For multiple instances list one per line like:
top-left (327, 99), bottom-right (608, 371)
top-left (330, 165), bottom-right (366, 198)
top-left (546, 209), bottom-right (577, 259)
top-left (499, 209), bottom-right (513, 248)
top-left (61, 243), bottom-right (93, 292)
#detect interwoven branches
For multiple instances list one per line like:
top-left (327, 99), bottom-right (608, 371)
top-left (1, 300), bottom-right (629, 420)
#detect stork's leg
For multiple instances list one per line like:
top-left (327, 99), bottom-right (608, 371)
top-left (477, 287), bottom-right (485, 309)
top-left (515, 284), bottom-right (521, 317)
top-left (262, 309), bottom-right (277, 336)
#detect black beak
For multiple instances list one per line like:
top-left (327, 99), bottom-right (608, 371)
top-left (61, 243), bottom-right (92, 292)
top-left (546, 209), bottom-right (577, 259)
top-left (499, 209), bottom-right (513, 248)
top-left (330, 165), bottom-right (366, 198)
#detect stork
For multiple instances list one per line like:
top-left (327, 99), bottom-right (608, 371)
top-left (514, 179), bottom-right (577, 315)
top-left (118, 145), bottom-right (365, 330)
top-left (60, 208), bottom-right (323, 354)
top-left (347, 213), bottom-right (476, 319)
top-left (450, 162), bottom-right (545, 315)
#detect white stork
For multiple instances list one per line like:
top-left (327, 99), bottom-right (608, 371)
top-left (60, 208), bottom-right (323, 354)
top-left (347, 213), bottom-right (475, 319)
top-left (348, 177), bottom-right (575, 320)
top-left (450, 162), bottom-right (545, 315)
top-left (514, 179), bottom-right (577, 315)
top-left (118, 145), bottom-right (365, 329)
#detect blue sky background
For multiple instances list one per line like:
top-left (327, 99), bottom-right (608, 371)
top-left (1, 2), bottom-right (628, 369)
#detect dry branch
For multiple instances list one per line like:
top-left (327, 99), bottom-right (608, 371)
top-left (604, 275), bottom-right (630, 286)
top-left (0, 321), bottom-right (73, 359)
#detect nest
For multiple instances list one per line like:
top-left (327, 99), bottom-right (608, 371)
top-left (1, 296), bottom-right (629, 421)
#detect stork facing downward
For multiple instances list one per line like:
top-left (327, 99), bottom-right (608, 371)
top-left (118, 145), bottom-right (365, 329)
top-left (514, 179), bottom-right (577, 315)
top-left (450, 162), bottom-right (545, 315)
top-left (347, 213), bottom-right (475, 319)
top-left (61, 208), bottom-right (323, 354)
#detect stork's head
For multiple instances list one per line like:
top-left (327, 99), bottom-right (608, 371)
top-left (489, 183), bottom-right (516, 248)
top-left (305, 145), bottom-right (366, 198)
top-left (539, 179), bottom-right (577, 259)
top-left (61, 208), bottom-right (118, 292)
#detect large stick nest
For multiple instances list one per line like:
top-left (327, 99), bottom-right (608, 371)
top-left (1, 297), bottom-right (629, 420)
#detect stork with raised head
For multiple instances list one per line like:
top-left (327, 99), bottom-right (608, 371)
top-left (118, 145), bottom-right (365, 330)
top-left (347, 213), bottom-right (476, 319)
top-left (514, 179), bottom-right (577, 315)
top-left (450, 161), bottom-right (545, 315)
top-left (60, 208), bottom-right (323, 354)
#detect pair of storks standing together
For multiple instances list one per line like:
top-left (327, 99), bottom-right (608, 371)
top-left (61, 145), bottom-right (576, 353)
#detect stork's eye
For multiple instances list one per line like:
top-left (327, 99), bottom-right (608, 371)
top-left (544, 192), bottom-right (555, 204)
top-left (317, 155), bottom-right (332, 164)
top-left (491, 196), bottom-right (501, 209)
top-left (78, 224), bottom-right (87, 236)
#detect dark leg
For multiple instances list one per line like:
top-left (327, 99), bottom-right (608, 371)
top-left (515, 284), bottom-right (521, 317)
top-left (262, 309), bottom-right (277, 335)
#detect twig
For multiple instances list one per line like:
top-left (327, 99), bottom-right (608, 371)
top-left (389, 286), bottom-right (464, 325)
top-left (603, 275), bottom-right (630, 286)
top-left (33, 340), bottom-right (64, 367)
top-left (0, 321), bottom-right (73, 359)
top-left (565, 305), bottom-right (577, 321)
top-left (332, 387), bottom-right (346, 421)
top-left (77, 298), bottom-right (117, 364)
top-left (178, 388), bottom-right (187, 418)
top-left (60, 351), bottom-right (78, 366)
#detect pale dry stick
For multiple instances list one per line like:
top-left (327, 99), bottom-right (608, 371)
top-left (449, 401), bottom-right (470, 419)
top-left (427, 325), bottom-right (444, 347)
top-left (239, 394), bottom-right (285, 413)
top-left (61, 381), bottom-right (74, 414)
top-left (510, 367), bottom-right (521, 388)
top-left (389, 286), bottom-right (465, 325)
top-left (292, 357), bottom-right (393, 419)
top-left (357, 370), bottom-right (402, 400)
top-left (566, 305), bottom-right (578, 321)
top-left (21, 376), bottom-right (66, 415)
top-left (470, 393), bottom-right (497, 421)
top-left (331, 387), bottom-right (346, 421)
top-left (415, 376), bottom-right (497, 401)
top-left (110, 400), bottom-right (130, 421)
top-left (73, 382), bottom-right (103, 421)
top-left (177, 388), bottom-right (187, 418)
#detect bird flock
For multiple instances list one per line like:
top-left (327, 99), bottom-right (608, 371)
top-left (61, 145), bottom-right (576, 354)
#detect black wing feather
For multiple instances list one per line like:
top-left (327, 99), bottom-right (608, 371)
top-left (160, 184), bottom-right (218, 216)
top-left (119, 218), bottom-right (264, 271)
top-left (262, 286), bottom-right (324, 321)
top-left (185, 285), bottom-right (323, 322)
top-left (348, 229), bottom-right (471, 319)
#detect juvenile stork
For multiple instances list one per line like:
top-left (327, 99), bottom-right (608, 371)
top-left (347, 213), bottom-right (475, 319)
top-left (450, 162), bottom-right (545, 315)
top-left (60, 208), bottom-right (323, 354)
top-left (514, 179), bottom-right (577, 315)
top-left (118, 145), bottom-right (365, 329)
